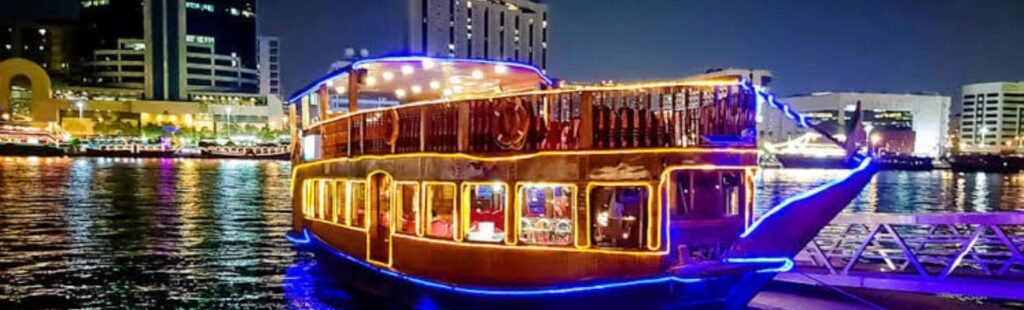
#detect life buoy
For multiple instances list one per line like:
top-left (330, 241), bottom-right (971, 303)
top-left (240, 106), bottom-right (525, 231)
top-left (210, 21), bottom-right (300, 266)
top-left (492, 98), bottom-right (530, 150)
top-left (383, 109), bottom-right (400, 146)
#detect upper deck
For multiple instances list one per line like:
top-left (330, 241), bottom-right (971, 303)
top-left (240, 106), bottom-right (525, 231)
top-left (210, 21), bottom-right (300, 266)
top-left (289, 57), bottom-right (757, 161)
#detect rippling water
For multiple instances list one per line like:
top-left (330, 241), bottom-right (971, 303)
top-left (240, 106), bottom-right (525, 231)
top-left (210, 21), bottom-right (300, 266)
top-left (757, 169), bottom-right (1024, 214)
top-left (0, 157), bottom-right (314, 308)
top-left (2, 158), bottom-right (1022, 308)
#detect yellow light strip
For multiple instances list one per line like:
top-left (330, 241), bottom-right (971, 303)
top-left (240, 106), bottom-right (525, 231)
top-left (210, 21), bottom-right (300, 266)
top-left (365, 170), bottom-right (395, 267)
top-left (391, 233), bottom-right (667, 256)
top-left (655, 164), bottom-right (757, 251)
top-left (289, 147), bottom-right (757, 196)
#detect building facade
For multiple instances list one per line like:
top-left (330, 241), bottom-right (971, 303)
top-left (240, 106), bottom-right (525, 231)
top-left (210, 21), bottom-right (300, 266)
top-left (960, 82), bottom-right (1024, 153)
top-left (761, 92), bottom-right (951, 158)
top-left (1, 21), bottom-right (78, 81)
top-left (257, 36), bottom-right (281, 98)
top-left (80, 0), bottom-right (259, 100)
top-left (408, 0), bottom-right (549, 70)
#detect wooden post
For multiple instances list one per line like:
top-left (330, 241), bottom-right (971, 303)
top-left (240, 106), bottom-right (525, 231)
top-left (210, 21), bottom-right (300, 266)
top-left (319, 86), bottom-right (329, 121)
top-left (348, 69), bottom-right (361, 113)
top-left (579, 91), bottom-right (594, 149)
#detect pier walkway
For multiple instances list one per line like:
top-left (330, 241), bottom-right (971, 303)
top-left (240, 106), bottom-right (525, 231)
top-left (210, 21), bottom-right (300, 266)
top-left (776, 212), bottom-right (1024, 301)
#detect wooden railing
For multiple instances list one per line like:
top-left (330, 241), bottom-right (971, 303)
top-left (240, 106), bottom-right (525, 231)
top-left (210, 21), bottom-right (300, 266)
top-left (315, 83), bottom-right (755, 159)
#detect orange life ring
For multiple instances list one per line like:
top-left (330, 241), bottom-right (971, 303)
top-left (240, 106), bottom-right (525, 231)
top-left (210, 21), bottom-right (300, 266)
top-left (383, 109), bottom-right (400, 146)
top-left (492, 99), bottom-right (530, 150)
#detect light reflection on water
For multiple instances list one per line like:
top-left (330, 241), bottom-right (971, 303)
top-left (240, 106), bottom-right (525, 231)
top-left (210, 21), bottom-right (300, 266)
top-left (756, 168), bottom-right (1024, 215)
top-left (0, 157), bottom-right (312, 308)
top-left (4, 158), bottom-right (1024, 308)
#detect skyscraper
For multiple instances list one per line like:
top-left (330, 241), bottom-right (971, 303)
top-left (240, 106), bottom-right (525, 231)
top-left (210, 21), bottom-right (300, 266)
top-left (408, 0), bottom-right (549, 70)
top-left (80, 0), bottom-right (259, 100)
top-left (257, 36), bottom-right (281, 98)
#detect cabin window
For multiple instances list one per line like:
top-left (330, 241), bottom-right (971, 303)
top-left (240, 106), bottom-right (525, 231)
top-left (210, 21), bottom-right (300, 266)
top-left (462, 183), bottom-right (508, 243)
top-left (669, 170), bottom-right (747, 220)
top-left (589, 185), bottom-right (648, 249)
top-left (396, 182), bottom-right (420, 235)
top-left (425, 183), bottom-right (457, 239)
top-left (334, 180), bottom-right (349, 224)
top-left (351, 181), bottom-right (368, 228)
top-left (317, 179), bottom-right (329, 220)
top-left (303, 179), bottom-right (316, 218)
top-left (518, 184), bottom-right (575, 246)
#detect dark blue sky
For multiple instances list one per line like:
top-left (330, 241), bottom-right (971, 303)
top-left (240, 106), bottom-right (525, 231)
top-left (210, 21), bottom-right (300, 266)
top-left (7, 0), bottom-right (1024, 100)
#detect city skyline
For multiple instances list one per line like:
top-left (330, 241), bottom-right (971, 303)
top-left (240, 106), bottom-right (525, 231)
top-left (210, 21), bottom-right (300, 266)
top-left (5, 0), bottom-right (1024, 102)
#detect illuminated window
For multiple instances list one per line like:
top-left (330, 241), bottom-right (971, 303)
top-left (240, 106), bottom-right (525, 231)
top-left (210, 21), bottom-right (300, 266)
top-left (334, 180), bottom-right (349, 224)
top-left (463, 183), bottom-right (508, 243)
top-left (317, 180), bottom-right (329, 220)
top-left (396, 182), bottom-right (420, 235)
top-left (425, 183), bottom-right (456, 239)
top-left (351, 181), bottom-right (367, 228)
top-left (185, 2), bottom-right (214, 12)
top-left (589, 186), bottom-right (647, 249)
top-left (518, 184), bottom-right (575, 246)
top-left (303, 179), bottom-right (316, 217)
top-left (669, 170), bottom-right (747, 220)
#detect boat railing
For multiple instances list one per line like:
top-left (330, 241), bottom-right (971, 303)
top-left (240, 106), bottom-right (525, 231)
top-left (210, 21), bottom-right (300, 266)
top-left (314, 83), bottom-right (756, 159)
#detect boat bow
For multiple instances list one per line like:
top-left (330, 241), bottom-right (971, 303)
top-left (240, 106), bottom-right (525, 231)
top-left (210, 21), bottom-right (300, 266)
top-left (727, 157), bottom-right (878, 259)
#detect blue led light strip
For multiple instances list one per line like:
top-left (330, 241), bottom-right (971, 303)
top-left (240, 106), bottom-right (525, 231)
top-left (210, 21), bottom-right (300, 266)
top-left (743, 80), bottom-right (811, 129)
top-left (285, 228), bottom-right (312, 244)
top-left (284, 229), bottom-right (792, 296)
top-left (739, 157), bottom-right (874, 239)
top-left (288, 56), bottom-right (554, 103)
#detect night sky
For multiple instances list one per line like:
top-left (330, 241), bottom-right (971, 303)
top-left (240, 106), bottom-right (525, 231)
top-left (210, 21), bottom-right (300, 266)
top-left (6, 0), bottom-right (1024, 103)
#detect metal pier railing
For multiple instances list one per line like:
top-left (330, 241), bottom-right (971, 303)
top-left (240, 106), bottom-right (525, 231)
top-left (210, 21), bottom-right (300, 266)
top-left (776, 212), bottom-right (1024, 300)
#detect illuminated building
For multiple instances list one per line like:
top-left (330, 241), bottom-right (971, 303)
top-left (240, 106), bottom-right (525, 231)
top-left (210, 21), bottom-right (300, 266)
top-left (959, 82), bottom-right (1024, 153)
top-left (80, 0), bottom-right (259, 100)
top-left (257, 36), bottom-right (282, 98)
top-left (761, 92), bottom-right (951, 158)
top-left (0, 21), bottom-right (78, 80)
top-left (0, 58), bottom-right (285, 137)
top-left (319, 0), bottom-right (548, 70)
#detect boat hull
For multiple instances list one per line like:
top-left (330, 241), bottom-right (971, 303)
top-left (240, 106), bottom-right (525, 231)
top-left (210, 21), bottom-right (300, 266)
top-left (302, 234), bottom-right (771, 310)
top-left (0, 143), bottom-right (65, 156)
top-left (201, 150), bottom-right (290, 160)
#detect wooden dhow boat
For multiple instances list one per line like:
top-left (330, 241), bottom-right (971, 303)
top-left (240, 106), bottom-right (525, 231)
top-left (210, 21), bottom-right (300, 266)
top-left (285, 56), bottom-right (877, 309)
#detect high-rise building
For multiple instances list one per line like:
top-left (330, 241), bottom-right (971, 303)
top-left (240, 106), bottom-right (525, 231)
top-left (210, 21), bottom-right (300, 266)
top-left (80, 0), bottom-right (259, 100)
top-left (257, 36), bottom-right (281, 98)
top-left (409, 0), bottom-right (549, 70)
top-left (0, 21), bottom-right (78, 80)
top-left (959, 82), bottom-right (1024, 153)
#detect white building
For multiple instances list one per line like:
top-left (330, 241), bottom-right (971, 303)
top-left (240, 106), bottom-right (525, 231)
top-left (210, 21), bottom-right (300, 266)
top-left (761, 92), bottom-right (951, 158)
top-left (960, 82), bottom-right (1024, 153)
top-left (409, 0), bottom-right (549, 70)
top-left (257, 36), bottom-right (282, 98)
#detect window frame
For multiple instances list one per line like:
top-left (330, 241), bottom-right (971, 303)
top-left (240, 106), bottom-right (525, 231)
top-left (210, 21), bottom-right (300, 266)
top-left (584, 181), bottom-right (655, 251)
top-left (514, 182), bottom-right (578, 247)
top-left (393, 181), bottom-right (422, 236)
top-left (423, 181), bottom-right (458, 240)
top-left (349, 180), bottom-right (368, 229)
top-left (459, 181), bottom-right (511, 244)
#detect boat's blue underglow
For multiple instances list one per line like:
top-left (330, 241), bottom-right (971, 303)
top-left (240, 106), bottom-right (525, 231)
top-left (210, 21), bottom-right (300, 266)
top-left (285, 230), bottom-right (791, 297)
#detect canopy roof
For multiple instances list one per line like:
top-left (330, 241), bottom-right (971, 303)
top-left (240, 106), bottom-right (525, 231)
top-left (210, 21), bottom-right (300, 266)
top-left (289, 56), bottom-right (553, 104)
